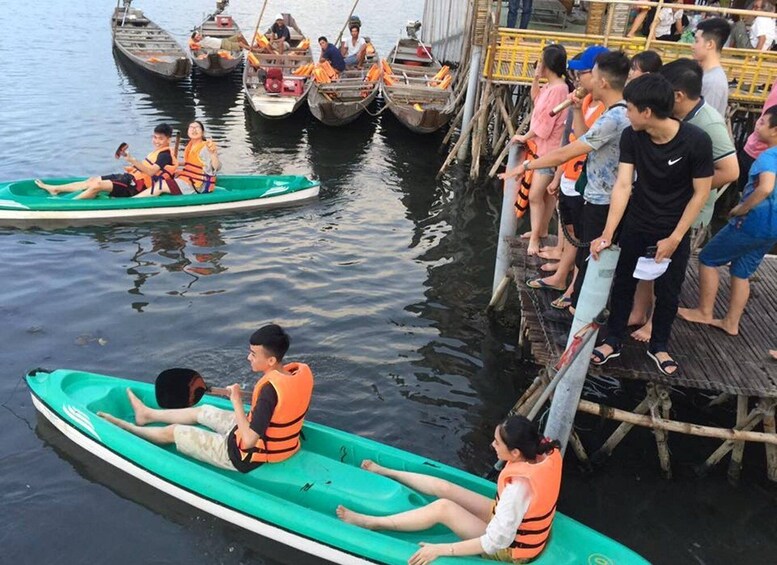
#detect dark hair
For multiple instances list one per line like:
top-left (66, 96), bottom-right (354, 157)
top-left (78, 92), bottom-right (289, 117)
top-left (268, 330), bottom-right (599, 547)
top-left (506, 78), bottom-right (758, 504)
top-left (623, 73), bottom-right (675, 119)
top-left (765, 105), bottom-right (777, 127)
top-left (499, 415), bottom-right (560, 461)
top-left (696, 18), bottom-right (731, 52)
top-left (660, 58), bottom-right (703, 101)
top-left (595, 51), bottom-right (630, 92)
top-left (190, 120), bottom-right (207, 140)
top-left (318, 36), bottom-right (328, 44)
top-left (191, 31), bottom-right (198, 40)
top-left (250, 324), bottom-right (290, 360)
top-left (154, 123), bottom-right (173, 138)
top-left (349, 25), bottom-right (360, 32)
top-left (631, 50), bottom-right (663, 74)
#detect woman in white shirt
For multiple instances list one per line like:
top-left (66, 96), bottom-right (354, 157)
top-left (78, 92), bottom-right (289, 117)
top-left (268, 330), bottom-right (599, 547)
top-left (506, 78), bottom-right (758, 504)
top-left (336, 416), bottom-right (563, 564)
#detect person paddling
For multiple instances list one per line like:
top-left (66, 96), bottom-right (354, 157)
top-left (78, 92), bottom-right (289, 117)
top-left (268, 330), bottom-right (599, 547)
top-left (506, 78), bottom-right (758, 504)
top-left (336, 416), bottom-right (562, 564)
top-left (98, 324), bottom-right (314, 473)
top-left (35, 124), bottom-right (177, 200)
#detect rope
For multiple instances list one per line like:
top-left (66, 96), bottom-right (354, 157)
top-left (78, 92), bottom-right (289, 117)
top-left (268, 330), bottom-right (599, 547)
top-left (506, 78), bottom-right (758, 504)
top-left (555, 198), bottom-right (593, 248)
top-left (362, 102), bottom-right (390, 117)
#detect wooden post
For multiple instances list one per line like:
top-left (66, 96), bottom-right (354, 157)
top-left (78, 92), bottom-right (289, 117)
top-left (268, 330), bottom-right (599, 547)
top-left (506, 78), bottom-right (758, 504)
top-left (436, 105), bottom-right (487, 178)
top-left (592, 395), bottom-right (652, 461)
top-left (727, 395), bottom-right (749, 484)
top-left (763, 398), bottom-right (777, 482)
top-left (645, 0), bottom-right (665, 50)
top-left (568, 431), bottom-right (591, 468)
top-left (649, 384), bottom-right (672, 479)
top-left (602, 1), bottom-right (617, 47)
top-left (696, 410), bottom-right (764, 475)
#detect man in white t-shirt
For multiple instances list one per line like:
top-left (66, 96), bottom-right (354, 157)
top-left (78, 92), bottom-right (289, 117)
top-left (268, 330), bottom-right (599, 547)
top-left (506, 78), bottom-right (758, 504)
top-left (732, 0), bottom-right (776, 50)
top-left (341, 25), bottom-right (368, 68)
top-left (693, 17), bottom-right (731, 117)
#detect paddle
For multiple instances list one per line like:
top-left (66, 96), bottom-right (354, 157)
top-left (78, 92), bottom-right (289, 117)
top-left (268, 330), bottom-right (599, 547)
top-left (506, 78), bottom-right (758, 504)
top-left (115, 142), bottom-right (129, 159)
top-left (335, 0), bottom-right (362, 48)
top-left (154, 367), bottom-right (248, 409)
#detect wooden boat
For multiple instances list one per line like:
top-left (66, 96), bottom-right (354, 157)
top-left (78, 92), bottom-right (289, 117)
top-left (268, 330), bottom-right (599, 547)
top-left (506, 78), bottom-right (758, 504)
top-left (27, 368), bottom-right (650, 565)
top-left (0, 176), bottom-right (319, 226)
top-left (189, 1), bottom-right (244, 77)
top-left (111, 0), bottom-right (191, 81)
top-left (242, 14), bottom-right (313, 119)
top-left (382, 38), bottom-right (456, 134)
top-left (308, 46), bottom-right (381, 127)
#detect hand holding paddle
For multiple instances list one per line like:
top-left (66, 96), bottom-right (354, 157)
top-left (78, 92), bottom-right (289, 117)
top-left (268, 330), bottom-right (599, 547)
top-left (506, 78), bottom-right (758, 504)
top-left (155, 368), bottom-right (248, 409)
top-left (115, 142), bottom-right (129, 159)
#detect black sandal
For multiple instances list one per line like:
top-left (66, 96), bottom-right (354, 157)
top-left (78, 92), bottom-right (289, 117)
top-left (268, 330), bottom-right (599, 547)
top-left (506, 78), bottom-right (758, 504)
top-left (591, 345), bottom-right (620, 366)
top-left (647, 350), bottom-right (679, 376)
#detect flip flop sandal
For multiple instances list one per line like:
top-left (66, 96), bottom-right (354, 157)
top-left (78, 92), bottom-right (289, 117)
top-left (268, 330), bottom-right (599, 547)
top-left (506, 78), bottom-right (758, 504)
top-left (526, 277), bottom-right (566, 291)
top-left (647, 351), bottom-right (680, 376)
top-left (591, 346), bottom-right (620, 366)
top-left (551, 296), bottom-right (572, 310)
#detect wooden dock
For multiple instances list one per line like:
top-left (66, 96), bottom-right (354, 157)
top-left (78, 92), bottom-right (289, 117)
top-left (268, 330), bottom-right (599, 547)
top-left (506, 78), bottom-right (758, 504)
top-left (507, 237), bottom-right (777, 482)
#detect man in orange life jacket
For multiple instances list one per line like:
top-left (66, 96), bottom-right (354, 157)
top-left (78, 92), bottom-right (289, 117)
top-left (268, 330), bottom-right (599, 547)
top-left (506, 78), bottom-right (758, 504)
top-left (35, 123), bottom-right (177, 200)
top-left (98, 324), bottom-right (315, 473)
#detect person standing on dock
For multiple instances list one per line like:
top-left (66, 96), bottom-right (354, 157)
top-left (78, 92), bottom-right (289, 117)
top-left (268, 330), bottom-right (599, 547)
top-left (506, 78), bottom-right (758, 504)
top-left (692, 17), bottom-right (732, 117)
top-left (589, 73), bottom-right (714, 376)
top-left (679, 106), bottom-right (777, 336)
top-left (507, 0), bottom-right (534, 30)
top-left (500, 49), bottom-right (632, 317)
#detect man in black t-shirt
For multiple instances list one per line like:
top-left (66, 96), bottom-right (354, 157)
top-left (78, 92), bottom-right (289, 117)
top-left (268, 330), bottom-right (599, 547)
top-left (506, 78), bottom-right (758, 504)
top-left (589, 73), bottom-right (713, 376)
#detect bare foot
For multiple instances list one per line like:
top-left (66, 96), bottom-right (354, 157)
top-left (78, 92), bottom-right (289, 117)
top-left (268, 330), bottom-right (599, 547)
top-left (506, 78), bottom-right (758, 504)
top-left (538, 248), bottom-right (562, 261)
top-left (97, 411), bottom-right (135, 432)
top-left (526, 239), bottom-right (541, 256)
top-left (520, 231), bottom-right (532, 239)
top-left (540, 262), bottom-right (559, 272)
top-left (710, 318), bottom-right (739, 336)
top-left (630, 321), bottom-right (652, 342)
top-left (769, 350), bottom-right (777, 360)
top-left (336, 505), bottom-right (375, 529)
top-left (34, 179), bottom-right (59, 194)
top-left (360, 459), bottom-right (389, 476)
top-left (126, 388), bottom-right (152, 425)
top-left (627, 312), bottom-right (648, 327)
top-left (677, 307), bottom-right (713, 325)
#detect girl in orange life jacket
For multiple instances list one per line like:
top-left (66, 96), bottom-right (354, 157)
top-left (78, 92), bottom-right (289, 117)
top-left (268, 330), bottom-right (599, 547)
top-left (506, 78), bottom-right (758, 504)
top-left (34, 123), bottom-right (176, 200)
top-left (97, 324), bottom-right (314, 474)
top-left (336, 416), bottom-right (562, 564)
top-left (173, 121), bottom-right (221, 194)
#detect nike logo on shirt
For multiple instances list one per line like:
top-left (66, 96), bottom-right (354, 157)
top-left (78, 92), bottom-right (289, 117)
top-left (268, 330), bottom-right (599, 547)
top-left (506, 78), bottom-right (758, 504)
top-left (668, 157), bottom-right (683, 166)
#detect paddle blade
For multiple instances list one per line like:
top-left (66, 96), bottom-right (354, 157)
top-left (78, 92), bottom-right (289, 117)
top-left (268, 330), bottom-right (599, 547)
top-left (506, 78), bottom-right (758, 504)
top-left (155, 368), bottom-right (207, 408)
top-left (115, 142), bottom-right (128, 159)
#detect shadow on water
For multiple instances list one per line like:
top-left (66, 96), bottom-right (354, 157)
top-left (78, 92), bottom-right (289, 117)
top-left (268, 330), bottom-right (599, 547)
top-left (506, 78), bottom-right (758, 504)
top-left (242, 102), bottom-right (309, 175)
top-left (112, 48), bottom-right (197, 126)
top-left (191, 69), bottom-right (244, 126)
top-left (33, 415), bottom-right (319, 565)
top-left (306, 114), bottom-right (378, 190)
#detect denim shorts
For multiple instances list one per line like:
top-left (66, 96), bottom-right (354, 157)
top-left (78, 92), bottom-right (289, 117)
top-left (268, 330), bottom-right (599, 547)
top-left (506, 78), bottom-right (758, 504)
top-left (344, 54), bottom-right (358, 66)
top-left (534, 166), bottom-right (555, 177)
top-left (699, 223), bottom-right (777, 279)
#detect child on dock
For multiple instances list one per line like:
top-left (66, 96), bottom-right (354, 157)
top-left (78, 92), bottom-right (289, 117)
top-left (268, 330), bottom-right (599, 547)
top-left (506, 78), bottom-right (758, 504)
top-left (679, 106), bottom-right (777, 336)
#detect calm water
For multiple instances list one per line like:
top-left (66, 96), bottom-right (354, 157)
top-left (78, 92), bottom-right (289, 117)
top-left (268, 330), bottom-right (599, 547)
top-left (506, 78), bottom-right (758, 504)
top-left (0, 1), bottom-right (774, 564)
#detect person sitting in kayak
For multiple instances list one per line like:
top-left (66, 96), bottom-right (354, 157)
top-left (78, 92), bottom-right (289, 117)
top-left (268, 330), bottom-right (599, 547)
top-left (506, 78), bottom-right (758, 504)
top-left (319, 36), bottom-right (346, 73)
top-left (167, 121), bottom-right (220, 195)
top-left (34, 123), bottom-right (177, 200)
top-left (337, 415), bottom-right (562, 563)
top-left (98, 324), bottom-right (315, 473)
top-left (189, 31), bottom-right (251, 52)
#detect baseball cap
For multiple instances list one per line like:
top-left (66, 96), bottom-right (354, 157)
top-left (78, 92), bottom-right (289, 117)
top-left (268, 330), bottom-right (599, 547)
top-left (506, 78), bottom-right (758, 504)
top-left (274, 13), bottom-right (284, 21)
top-left (568, 46), bottom-right (610, 71)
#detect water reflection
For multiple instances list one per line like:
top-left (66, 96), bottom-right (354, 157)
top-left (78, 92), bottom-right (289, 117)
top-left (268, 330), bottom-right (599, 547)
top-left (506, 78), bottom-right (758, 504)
top-left (191, 71), bottom-right (243, 125)
top-left (243, 103), bottom-right (309, 175)
top-left (306, 114), bottom-right (378, 185)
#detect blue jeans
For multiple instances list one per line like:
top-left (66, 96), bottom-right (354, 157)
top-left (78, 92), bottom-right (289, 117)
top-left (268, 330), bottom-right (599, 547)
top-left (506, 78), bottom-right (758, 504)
top-left (507, 0), bottom-right (533, 29)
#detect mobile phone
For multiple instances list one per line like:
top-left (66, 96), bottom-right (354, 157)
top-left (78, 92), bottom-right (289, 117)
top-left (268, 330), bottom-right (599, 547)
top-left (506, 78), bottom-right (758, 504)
top-left (645, 245), bottom-right (657, 259)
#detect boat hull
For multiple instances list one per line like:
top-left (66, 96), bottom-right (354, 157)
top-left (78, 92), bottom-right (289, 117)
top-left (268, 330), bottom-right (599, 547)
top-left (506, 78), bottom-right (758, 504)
top-left (190, 12), bottom-right (244, 77)
top-left (0, 176), bottom-right (320, 226)
top-left (308, 73), bottom-right (380, 127)
top-left (26, 369), bottom-right (650, 565)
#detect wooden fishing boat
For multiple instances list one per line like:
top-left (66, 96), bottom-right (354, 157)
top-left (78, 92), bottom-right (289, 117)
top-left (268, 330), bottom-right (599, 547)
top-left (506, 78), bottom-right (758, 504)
top-left (27, 368), bottom-right (650, 565)
top-left (308, 46), bottom-right (381, 127)
top-left (382, 38), bottom-right (455, 134)
top-left (0, 176), bottom-right (319, 226)
top-left (111, 0), bottom-right (191, 81)
top-left (189, 1), bottom-right (244, 77)
top-left (242, 14), bottom-right (313, 119)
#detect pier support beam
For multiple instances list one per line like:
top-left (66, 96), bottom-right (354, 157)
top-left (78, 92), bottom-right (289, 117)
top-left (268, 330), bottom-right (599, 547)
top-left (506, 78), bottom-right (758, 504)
top-left (457, 46), bottom-right (482, 161)
top-left (491, 144), bottom-right (520, 297)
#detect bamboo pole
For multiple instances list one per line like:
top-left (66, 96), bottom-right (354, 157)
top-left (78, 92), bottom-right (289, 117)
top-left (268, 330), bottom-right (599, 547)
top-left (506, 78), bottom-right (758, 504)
top-left (728, 395), bottom-right (749, 484)
top-left (586, 0), bottom-right (777, 22)
top-left (649, 384), bottom-right (672, 478)
top-left (436, 105), bottom-right (487, 179)
top-left (568, 431), bottom-right (591, 467)
top-left (577, 400), bottom-right (777, 445)
top-left (470, 3), bottom-right (500, 179)
top-left (697, 411), bottom-right (764, 474)
top-left (335, 0), bottom-right (362, 48)
top-left (592, 395), bottom-right (652, 460)
top-left (602, 1), bottom-right (617, 48)
top-left (763, 400), bottom-right (777, 482)
top-left (487, 273), bottom-right (512, 311)
top-left (644, 0), bottom-right (665, 50)
top-left (250, 0), bottom-right (270, 47)
top-left (441, 105), bottom-right (466, 148)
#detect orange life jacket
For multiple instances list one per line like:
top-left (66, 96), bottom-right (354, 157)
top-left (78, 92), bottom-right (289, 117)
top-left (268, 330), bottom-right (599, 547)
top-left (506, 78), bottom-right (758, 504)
top-left (560, 94), bottom-right (605, 182)
top-left (188, 38), bottom-right (201, 51)
top-left (127, 147), bottom-right (178, 194)
top-left (494, 449), bottom-right (562, 560)
top-left (177, 140), bottom-right (217, 193)
top-left (514, 140), bottom-right (538, 219)
top-left (235, 363), bottom-right (314, 464)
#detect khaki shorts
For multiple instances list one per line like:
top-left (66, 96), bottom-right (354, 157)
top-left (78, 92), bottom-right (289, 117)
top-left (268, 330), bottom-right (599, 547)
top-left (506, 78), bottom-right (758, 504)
top-left (173, 405), bottom-right (237, 470)
top-left (482, 548), bottom-right (529, 563)
top-left (220, 37), bottom-right (242, 51)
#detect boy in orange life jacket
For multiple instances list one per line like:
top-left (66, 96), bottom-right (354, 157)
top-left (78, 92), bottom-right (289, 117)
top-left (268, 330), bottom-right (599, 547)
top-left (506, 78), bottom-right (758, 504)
top-left (34, 123), bottom-right (176, 200)
top-left (337, 416), bottom-right (562, 563)
top-left (98, 325), bottom-right (315, 473)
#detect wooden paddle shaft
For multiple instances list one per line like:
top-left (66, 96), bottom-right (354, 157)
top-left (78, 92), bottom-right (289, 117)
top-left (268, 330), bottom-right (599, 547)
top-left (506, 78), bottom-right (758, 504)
top-left (209, 386), bottom-right (249, 399)
top-left (335, 0), bottom-right (362, 47)
top-left (251, 0), bottom-right (270, 45)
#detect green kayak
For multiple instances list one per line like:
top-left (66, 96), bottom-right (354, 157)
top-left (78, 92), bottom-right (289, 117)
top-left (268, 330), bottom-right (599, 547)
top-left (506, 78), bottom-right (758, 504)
top-left (26, 369), bottom-right (650, 565)
top-left (0, 176), bottom-right (319, 226)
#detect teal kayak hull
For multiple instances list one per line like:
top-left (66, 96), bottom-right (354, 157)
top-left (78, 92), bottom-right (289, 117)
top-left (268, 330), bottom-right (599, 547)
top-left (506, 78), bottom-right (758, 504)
top-left (26, 369), bottom-right (650, 565)
top-left (0, 176), bottom-right (319, 226)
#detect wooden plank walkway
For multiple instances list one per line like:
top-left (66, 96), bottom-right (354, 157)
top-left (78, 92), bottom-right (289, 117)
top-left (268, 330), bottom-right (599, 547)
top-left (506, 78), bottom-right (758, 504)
top-left (508, 237), bottom-right (777, 399)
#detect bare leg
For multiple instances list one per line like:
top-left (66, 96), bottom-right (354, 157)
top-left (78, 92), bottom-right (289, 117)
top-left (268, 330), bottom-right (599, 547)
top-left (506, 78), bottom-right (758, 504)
top-left (769, 350), bottom-right (777, 360)
top-left (73, 179), bottom-right (116, 200)
top-left (336, 499), bottom-right (487, 539)
top-left (359, 460), bottom-right (492, 519)
top-left (678, 264), bottom-right (719, 324)
top-left (629, 281), bottom-right (653, 327)
top-left (527, 173), bottom-right (554, 255)
top-left (98, 412), bottom-right (177, 445)
top-left (35, 178), bottom-right (93, 194)
top-left (537, 233), bottom-right (576, 288)
top-left (710, 276), bottom-right (750, 336)
top-left (124, 388), bottom-right (203, 426)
